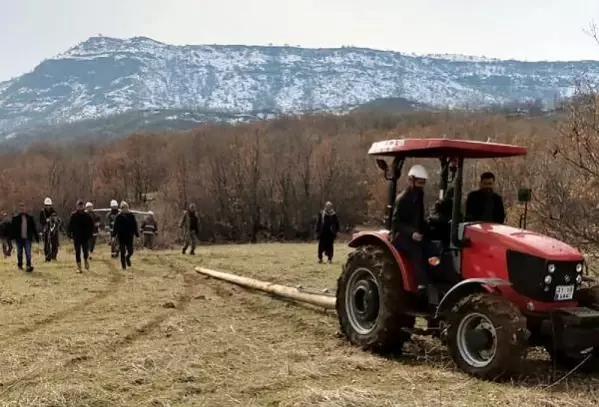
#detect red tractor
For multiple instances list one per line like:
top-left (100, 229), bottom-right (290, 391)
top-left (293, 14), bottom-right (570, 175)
top-left (336, 138), bottom-right (599, 380)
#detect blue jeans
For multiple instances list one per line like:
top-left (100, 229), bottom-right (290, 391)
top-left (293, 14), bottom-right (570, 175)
top-left (16, 239), bottom-right (32, 268)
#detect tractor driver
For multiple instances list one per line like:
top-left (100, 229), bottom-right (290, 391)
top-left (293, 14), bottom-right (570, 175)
top-left (465, 171), bottom-right (506, 224)
top-left (390, 164), bottom-right (431, 296)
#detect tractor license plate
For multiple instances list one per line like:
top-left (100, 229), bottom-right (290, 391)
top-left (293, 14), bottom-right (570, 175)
top-left (554, 285), bottom-right (575, 301)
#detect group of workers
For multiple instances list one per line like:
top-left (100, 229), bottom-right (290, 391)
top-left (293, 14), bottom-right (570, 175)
top-left (0, 198), bottom-right (160, 273)
top-left (391, 164), bottom-right (505, 303)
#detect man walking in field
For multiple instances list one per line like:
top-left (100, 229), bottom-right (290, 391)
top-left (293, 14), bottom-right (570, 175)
top-left (315, 201), bottom-right (340, 263)
top-left (105, 199), bottom-right (120, 258)
top-left (40, 197), bottom-right (57, 261)
top-left (85, 202), bottom-right (101, 260)
top-left (179, 203), bottom-right (199, 255)
top-left (0, 212), bottom-right (12, 257)
top-left (10, 202), bottom-right (39, 272)
top-left (67, 200), bottom-right (95, 273)
top-left (112, 201), bottom-right (139, 270)
top-left (141, 211), bottom-right (158, 250)
top-left (44, 211), bottom-right (63, 261)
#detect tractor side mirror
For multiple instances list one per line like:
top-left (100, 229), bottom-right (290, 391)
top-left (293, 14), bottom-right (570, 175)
top-left (517, 188), bottom-right (531, 203)
top-left (376, 159), bottom-right (388, 173)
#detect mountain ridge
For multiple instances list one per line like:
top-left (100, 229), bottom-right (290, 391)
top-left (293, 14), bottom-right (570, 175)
top-left (1, 35), bottom-right (598, 141)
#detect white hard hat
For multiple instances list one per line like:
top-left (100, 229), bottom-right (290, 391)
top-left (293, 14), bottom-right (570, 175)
top-left (85, 201), bottom-right (93, 208)
top-left (44, 197), bottom-right (52, 205)
top-left (407, 164), bottom-right (428, 180)
top-left (110, 199), bottom-right (118, 207)
top-left (148, 211), bottom-right (154, 216)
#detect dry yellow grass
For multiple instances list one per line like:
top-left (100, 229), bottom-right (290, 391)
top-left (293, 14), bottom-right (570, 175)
top-left (0, 242), bottom-right (598, 406)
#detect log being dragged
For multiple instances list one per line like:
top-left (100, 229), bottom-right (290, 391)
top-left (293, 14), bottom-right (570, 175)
top-left (194, 267), bottom-right (336, 309)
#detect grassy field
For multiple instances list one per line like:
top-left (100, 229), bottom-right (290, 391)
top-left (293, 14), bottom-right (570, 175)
top-left (0, 243), bottom-right (598, 406)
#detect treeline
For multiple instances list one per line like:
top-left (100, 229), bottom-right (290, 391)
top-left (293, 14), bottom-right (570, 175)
top-left (0, 94), bottom-right (597, 248)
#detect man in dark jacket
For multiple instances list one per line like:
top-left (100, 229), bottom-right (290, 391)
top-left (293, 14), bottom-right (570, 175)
top-left (40, 197), bottom-right (57, 261)
top-left (44, 212), bottom-right (63, 261)
top-left (85, 202), bottom-right (101, 260)
top-left (67, 200), bottom-right (95, 272)
top-left (141, 211), bottom-right (158, 250)
top-left (0, 211), bottom-right (13, 257)
top-left (465, 172), bottom-right (506, 224)
top-left (179, 203), bottom-right (199, 255)
top-left (315, 201), bottom-right (340, 263)
top-left (10, 202), bottom-right (39, 272)
top-left (112, 201), bottom-right (139, 270)
top-left (105, 199), bottom-right (120, 258)
top-left (390, 165), bottom-right (430, 295)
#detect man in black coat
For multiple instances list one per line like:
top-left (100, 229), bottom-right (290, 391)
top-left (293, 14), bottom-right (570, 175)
top-left (315, 201), bottom-right (340, 263)
top-left (465, 172), bottom-right (506, 224)
top-left (67, 200), bottom-right (95, 273)
top-left (112, 201), bottom-right (139, 270)
top-left (0, 211), bottom-right (12, 257)
top-left (10, 202), bottom-right (39, 272)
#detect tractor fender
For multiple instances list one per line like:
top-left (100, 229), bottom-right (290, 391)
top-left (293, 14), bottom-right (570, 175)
top-left (348, 232), bottom-right (416, 292)
top-left (434, 278), bottom-right (512, 319)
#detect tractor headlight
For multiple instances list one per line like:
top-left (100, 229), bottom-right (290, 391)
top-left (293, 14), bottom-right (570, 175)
top-left (548, 264), bottom-right (556, 273)
top-left (576, 263), bottom-right (583, 273)
top-left (576, 274), bottom-right (582, 284)
top-left (544, 275), bottom-right (553, 284)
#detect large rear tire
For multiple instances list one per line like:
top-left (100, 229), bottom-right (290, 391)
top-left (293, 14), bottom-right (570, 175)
top-left (336, 245), bottom-right (414, 354)
top-left (447, 293), bottom-right (527, 380)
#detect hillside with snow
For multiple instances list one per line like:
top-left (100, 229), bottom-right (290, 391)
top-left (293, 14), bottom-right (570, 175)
top-left (0, 35), bottom-right (598, 140)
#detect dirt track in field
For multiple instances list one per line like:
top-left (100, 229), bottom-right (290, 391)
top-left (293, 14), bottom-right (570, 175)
top-left (0, 243), bottom-right (597, 406)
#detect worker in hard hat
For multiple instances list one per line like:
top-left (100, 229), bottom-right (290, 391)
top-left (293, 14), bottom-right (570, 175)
top-left (39, 197), bottom-right (58, 262)
top-left (105, 199), bottom-right (120, 258)
top-left (140, 211), bottom-right (158, 250)
top-left (85, 202), bottom-right (101, 260)
top-left (45, 211), bottom-right (64, 261)
top-left (67, 200), bottom-right (95, 272)
top-left (390, 164), bottom-right (431, 299)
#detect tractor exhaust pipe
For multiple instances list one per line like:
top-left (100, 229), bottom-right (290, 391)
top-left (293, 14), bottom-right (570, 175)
top-left (194, 267), bottom-right (336, 309)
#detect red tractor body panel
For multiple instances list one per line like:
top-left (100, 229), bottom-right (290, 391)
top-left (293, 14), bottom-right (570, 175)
top-left (348, 231), bottom-right (418, 293)
top-left (461, 223), bottom-right (583, 311)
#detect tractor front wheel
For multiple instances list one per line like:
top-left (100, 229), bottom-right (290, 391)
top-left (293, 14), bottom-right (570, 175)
top-left (447, 293), bottom-right (527, 380)
top-left (336, 245), bottom-right (414, 354)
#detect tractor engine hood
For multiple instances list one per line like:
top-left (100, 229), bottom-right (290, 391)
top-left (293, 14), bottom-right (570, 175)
top-left (467, 223), bottom-right (583, 261)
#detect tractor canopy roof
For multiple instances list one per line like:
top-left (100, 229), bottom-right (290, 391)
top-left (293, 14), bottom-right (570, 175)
top-left (368, 138), bottom-right (527, 159)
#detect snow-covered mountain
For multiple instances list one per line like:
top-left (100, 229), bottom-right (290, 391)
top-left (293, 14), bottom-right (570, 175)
top-left (1, 35), bottom-right (599, 137)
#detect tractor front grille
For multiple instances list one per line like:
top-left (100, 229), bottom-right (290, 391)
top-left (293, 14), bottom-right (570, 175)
top-left (506, 250), bottom-right (581, 302)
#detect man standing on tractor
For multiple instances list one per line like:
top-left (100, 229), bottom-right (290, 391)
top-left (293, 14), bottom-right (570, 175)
top-left (390, 164), bottom-right (431, 297)
top-left (40, 197), bottom-right (57, 261)
top-left (141, 211), bottom-right (158, 250)
top-left (465, 172), bottom-right (506, 224)
top-left (85, 202), bottom-right (101, 260)
top-left (179, 203), bottom-right (199, 255)
top-left (315, 201), bottom-right (340, 263)
top-left (105, 199), bottom-right (120, 258)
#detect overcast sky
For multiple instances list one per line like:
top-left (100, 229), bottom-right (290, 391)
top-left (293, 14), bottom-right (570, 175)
top-left (1, 0), bottom-right (599, 81)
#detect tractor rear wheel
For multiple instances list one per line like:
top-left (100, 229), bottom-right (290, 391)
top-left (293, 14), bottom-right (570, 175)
top-left (447, 293), bottom-right (527, 380)
top-left (546, 285), bottom-right (599, 373)
top-left (336, 245), bottom-right (414, 354)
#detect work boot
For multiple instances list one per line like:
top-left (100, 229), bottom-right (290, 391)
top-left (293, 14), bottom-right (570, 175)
top-left (26, 265), bottom-right (34, 273)
top-left (84, 259), bottom-right (90, 270)
top-left (76, 263), bottom-right (82, 273)
top-left (126, 257), bottom-right (131, 267)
